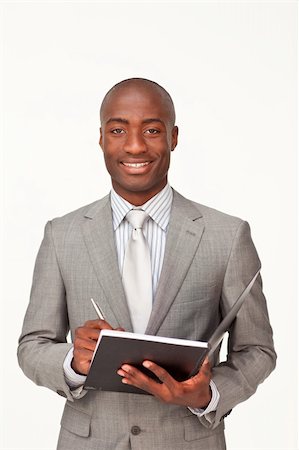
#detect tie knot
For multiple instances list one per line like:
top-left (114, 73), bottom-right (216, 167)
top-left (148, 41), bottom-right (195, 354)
top-left (126, 209), bottom-right (148, 229)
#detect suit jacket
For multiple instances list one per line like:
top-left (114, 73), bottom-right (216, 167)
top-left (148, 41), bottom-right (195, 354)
top-left (18, 189), bottom-right (276, 450)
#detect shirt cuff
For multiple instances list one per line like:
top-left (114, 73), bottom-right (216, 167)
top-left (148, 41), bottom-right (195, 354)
top-left (63, 346), bottom-right (87, 389)
top-left (188, 379), bottom-right (220, 417)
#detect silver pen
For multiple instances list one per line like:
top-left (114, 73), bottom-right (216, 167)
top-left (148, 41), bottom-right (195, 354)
top-left (90, 298), bottom-right (106, 320)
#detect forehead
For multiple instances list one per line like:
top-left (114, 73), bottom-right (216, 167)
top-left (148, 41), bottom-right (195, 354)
top-left (101, 85), bottom-right (172, 123)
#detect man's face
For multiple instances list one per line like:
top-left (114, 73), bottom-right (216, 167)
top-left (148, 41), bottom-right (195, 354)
top-left (100, 85), bottom-right (178, 205)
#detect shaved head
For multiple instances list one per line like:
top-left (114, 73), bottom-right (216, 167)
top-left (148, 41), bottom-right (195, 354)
top-left (99, 77), bottom-right (178, 205)
top-left (100, 78), bottom-right (176, 127)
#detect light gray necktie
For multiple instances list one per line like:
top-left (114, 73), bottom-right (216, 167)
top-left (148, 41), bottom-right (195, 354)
top-left (122, 209), bottom-right (152, 334)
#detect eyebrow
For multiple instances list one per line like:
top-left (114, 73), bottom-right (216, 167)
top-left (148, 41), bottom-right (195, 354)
top-left (106, 117), bottom-right (129, 125)
top-left (142, 118), bottom-right (164, 125)
top-left (106, 117), bottom-right (164, 125)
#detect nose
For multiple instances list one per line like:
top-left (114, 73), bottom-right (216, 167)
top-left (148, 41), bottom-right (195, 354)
top-left (123, 131), bottom-right (147, 154)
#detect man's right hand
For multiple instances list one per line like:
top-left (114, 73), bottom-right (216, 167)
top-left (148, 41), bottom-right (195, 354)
top-left (72, 319), bottom-right (122, 375)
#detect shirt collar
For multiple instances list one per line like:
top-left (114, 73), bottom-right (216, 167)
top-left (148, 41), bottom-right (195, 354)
top-left (110, 184), bottom-right (173, 232)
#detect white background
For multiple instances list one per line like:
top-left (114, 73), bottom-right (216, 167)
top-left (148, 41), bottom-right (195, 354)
top-left (1, 1), bottom-right (297, 449)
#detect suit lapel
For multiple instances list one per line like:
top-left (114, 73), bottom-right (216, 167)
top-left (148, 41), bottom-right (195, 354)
top-left (146, 191), bottom-right (205, 335)
top-left (81, 196), bottom-right (133, 331)
top-left (80, 190), bottom-right (204, 336)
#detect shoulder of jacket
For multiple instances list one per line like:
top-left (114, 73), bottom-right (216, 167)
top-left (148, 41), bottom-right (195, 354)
top-left (172, 189), bottom-right (245, 227)
top-left (48, 194), bottom-right (110, 228)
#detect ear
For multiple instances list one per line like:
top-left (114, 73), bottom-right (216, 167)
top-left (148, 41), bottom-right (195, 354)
top-left (99, 127), bottom-right (103, 150)
top-left (171, 126), bottom-right (178, 151)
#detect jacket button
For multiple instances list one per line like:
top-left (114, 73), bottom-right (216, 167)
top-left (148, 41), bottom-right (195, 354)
top-left (131, 426), bottom-right (141, 435)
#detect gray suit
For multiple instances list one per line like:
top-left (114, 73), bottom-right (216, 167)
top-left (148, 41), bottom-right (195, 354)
top-left (18, 190), bottom-right (276, 450)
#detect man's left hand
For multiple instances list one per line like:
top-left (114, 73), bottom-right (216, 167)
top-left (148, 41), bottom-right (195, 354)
top-left (117, 358), bottom-right (212, 409)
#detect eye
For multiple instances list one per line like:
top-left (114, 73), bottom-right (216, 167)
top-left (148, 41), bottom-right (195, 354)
top-left (111, 128), bottom-right (125, 134)
top-left (145, 129), bottom-right (160, 134)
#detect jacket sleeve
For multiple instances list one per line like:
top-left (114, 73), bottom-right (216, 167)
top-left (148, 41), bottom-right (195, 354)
top-left (198, 220), bottom-right (276, 429)
top-left (17, 221), bottom-right (76, 402)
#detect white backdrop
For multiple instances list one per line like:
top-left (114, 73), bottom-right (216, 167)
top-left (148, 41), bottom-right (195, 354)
top-left (1, 2), bottom-right (297, 450)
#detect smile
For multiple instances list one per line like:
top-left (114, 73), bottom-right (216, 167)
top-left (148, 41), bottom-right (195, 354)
top-left (122, 162), bottom-right (151, 168)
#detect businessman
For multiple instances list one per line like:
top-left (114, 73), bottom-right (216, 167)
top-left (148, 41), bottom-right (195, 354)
top-left (18, 78), bottom-right (276, 450)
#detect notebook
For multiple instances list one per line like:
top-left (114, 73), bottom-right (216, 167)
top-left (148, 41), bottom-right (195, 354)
top-left (84, 268), bottom-right (260, 394)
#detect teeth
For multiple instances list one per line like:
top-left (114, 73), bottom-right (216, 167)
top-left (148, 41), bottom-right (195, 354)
top-left (123, 162), bottom-right (150, 168)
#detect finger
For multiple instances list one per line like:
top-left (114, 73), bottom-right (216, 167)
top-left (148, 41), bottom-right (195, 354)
top-left (117, 364), bottom-right (148, 385)
top-left (202, 357), bottom-right (210, 369)
top-left (199, 358), bottom-right (211, 378)
top-left (74, 336), bottom-right (98, 352)
top-left (75, 327), bottom-right (101, 341)
top-left (117, 364), bottom-right (165, 396)
top-left (119, 364), bottom-right (144, 379)
top-left (142, 361), bottom-right (177, 389)
top-left (72, 348), bottom-right (94, 375)
top-left (84, 319), bottom-right (113, 330)
top-left (73, 347), bottom-right (94, 362)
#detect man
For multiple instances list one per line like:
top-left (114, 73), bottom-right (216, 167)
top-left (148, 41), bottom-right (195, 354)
top-left (18, 78), bottom-right (276, 450)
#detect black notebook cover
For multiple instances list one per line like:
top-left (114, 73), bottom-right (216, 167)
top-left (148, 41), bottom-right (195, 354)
top-left (84, 268), bottom-right (260, 395)
top-left (84, 332), bottom-right (209, 395)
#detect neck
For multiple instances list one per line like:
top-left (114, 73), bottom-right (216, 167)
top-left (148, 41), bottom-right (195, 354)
top-left (112, 183), bottom-right (167, 206)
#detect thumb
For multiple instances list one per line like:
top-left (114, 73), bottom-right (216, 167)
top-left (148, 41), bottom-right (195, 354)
top-left (202, 357), bottom-right (210, 367)
top-left (200, 357), bottom-right (211, 373)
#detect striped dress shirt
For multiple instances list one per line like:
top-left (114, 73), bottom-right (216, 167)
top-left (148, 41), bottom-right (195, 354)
top-left (111, 183), bottom-right (172, 297)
